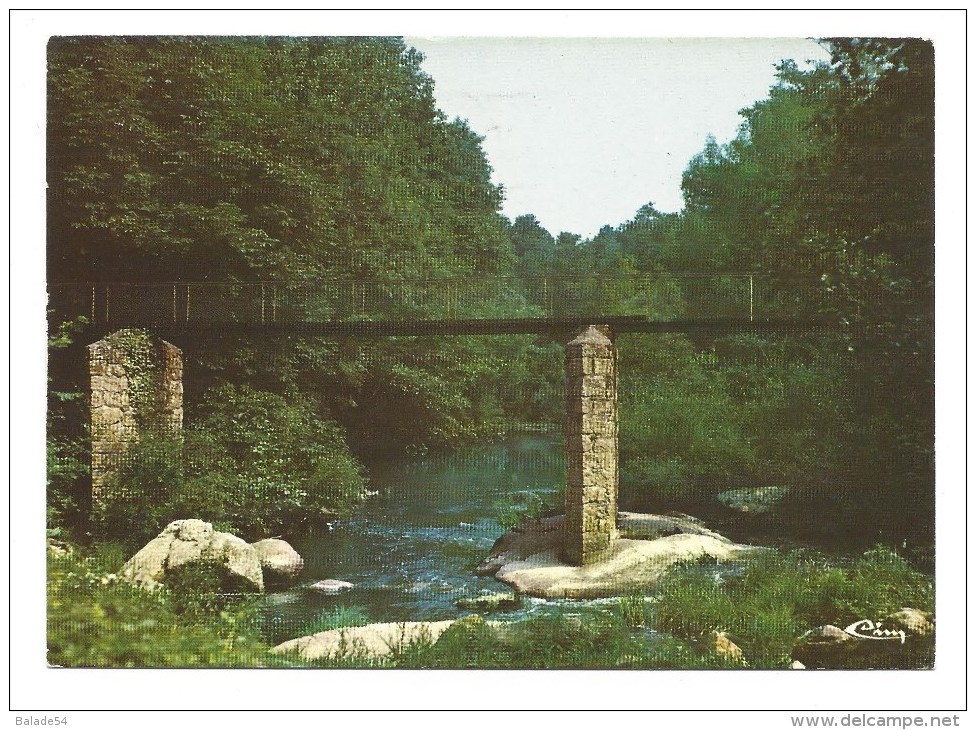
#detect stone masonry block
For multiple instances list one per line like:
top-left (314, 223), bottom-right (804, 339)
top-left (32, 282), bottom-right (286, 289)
top-left (580, 374), bottom-right (611, 398)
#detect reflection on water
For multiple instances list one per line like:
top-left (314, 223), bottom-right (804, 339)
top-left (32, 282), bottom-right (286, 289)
top-left (260, 435), bottom-right (566, 644)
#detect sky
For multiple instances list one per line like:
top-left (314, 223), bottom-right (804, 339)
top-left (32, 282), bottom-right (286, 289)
top-left (406, 37), bottom-right (831, 240)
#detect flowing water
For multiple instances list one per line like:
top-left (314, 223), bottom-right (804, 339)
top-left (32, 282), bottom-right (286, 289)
top-left (255, 434), bottom-right (876, 646)
top-left (260, 435), bottom-right (583, 645)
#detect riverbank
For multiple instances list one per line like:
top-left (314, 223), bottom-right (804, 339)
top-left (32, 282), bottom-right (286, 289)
top-left (48, 528), bottom-right (935, 670)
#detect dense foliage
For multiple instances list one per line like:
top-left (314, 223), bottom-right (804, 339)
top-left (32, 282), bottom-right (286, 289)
top-left (47, 318), bottom-right (91, 534)
top-left (48, 36), bottom-right (511, 283)
top-left (47, 37), bottom-right (934, 668)
top-left (672, 40), bottom-right (934, 546)
top-left (507, 38), bottom-right (934, 550)
top-left (95, 387), bottom-right (367, 548)
top-left (48, 35), bottom-right (933, 550)
top-left (47, 36), bottom-right (556, 542)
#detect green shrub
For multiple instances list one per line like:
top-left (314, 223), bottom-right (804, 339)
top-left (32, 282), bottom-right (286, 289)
top-left (95, 436), bottom-right (190, 547)
top-left (617, 335), bottom-right (761, 505)
top-left (47, 545), bottom-right (284, 668)
top-left (619, 456), bottom-right (693, 503)
top-left (47, 316), bottom-right (92, 538)
top-left (163, 559), bottom-right (261, 618)
top-left (94, 383), bottom-right (367, 547)
top-left (46, 434), bottom-right (89, 537)
top-left (192, 384), bottom-right (367, 539)
top-left (493, 489), bottom-right (561, 531)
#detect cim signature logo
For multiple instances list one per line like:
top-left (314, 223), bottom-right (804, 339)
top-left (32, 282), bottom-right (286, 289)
top-left (843, 619), bottom-right (906, 644)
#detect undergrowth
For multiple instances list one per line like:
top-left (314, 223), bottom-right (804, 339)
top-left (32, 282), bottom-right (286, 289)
top-left (47, 543), bottom-right (291, 668)
top-left (48, 540), bottom-right (933, 669)
top-left (653, 546), bottom-right (934, 668)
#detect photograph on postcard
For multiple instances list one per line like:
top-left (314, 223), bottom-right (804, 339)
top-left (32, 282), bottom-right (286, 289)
top-left (45, 36), bottom-right (935, 670)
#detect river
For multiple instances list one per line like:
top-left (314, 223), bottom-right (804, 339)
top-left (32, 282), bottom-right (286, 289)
top-left (260, 434), bottom-right (577, 645)
top-left (256, 432), bottom-right (921, 647)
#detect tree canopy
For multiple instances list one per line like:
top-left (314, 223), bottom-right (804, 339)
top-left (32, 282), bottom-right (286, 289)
top-left (503, 38), bottom-right (934, 547)
top-left (48, 36), bottom-right (513, 284)
top-left (48, 36), bottom-right (935, 551)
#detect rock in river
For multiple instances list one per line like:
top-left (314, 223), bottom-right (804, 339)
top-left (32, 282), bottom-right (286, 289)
top-left (252, 538), bottom-right (304, 584)
top-left (273, 620), bottom-right (455, 662)
top-left (309, 578), bottom-right (354, 594)
top-left (476, 512), bottom-right (760, 599)
top-left (716, 486), bottom-right (789, 514)
top-left (456, 592), bottom-right (520, 612)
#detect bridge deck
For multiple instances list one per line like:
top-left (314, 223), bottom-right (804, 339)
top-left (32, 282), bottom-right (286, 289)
top-left (90, 317), bottom-right (830, 338)
top-left (48, 278), bottom-right (834, 337)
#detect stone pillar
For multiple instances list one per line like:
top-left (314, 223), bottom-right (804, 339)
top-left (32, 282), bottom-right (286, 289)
top-left (563, 324), bottom-right (618, 566)
top-left (88, 329), bottom-right (183, 506)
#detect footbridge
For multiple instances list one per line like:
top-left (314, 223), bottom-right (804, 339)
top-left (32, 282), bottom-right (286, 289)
top-left (49, 274), bottom-right (830, 338)
top-left (53, 273), bottom-right (830, 566)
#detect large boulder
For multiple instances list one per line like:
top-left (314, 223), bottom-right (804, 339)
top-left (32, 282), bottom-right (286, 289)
top-left (252, 538), bottom-right (304, 584)
top-left (120, 519), bottom-right (264, 592)
top-left (476, 512), bottom-right (759, 599)
top-left (791, 624), bottom-right (857, 666)
top-left (474, 515), bottom-right (565, 577)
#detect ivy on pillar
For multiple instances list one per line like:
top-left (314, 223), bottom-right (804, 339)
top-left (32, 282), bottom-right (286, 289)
top-left (88, 329), bottom-right (183, 509)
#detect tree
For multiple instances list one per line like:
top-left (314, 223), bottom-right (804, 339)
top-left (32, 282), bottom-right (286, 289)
top-left (47, 36), bottom-right (549, 528)
top-left (672, 38), bottom-right (934, 544)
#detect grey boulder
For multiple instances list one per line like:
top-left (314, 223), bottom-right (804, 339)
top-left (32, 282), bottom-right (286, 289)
top-left (252, 538), bottom-right (304, 583)
top-left (120, 519), bottom-right (264, 592)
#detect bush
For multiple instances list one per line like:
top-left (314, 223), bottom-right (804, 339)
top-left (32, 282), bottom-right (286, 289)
top-left (192, 384), bottom-right (367, 538)
top-left (493, 488), bottom-right (561, 531)
top-left (95, 383), bottom-right (367, 547)
top-left (47, 544), bottom-right (283, 668)
top-left (46, 433), bottom-right (89, 537)
top-left (47, 316), bottom-right (92, 538)
top-left (619, 456), bottom-right (693, 504)
top-left (617, 335), bottom-right (760, 506)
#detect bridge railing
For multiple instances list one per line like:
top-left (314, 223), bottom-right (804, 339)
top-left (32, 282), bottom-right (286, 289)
top-left (48, 274), bottom-right (830, 330)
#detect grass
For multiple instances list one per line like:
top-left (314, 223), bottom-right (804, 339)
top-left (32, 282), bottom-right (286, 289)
top-left (47, 542), bottom-right (294, 668)
top-left (300, 605), bottom-right (373, 635)
top-left (653, 546), bottom-right (934, 668)
top-left (49, 539), bottom-right (933, 669)
top-left (301, 608), bottom-right (731, 669)
top-left (301, 546), bottom-right (934, 670)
